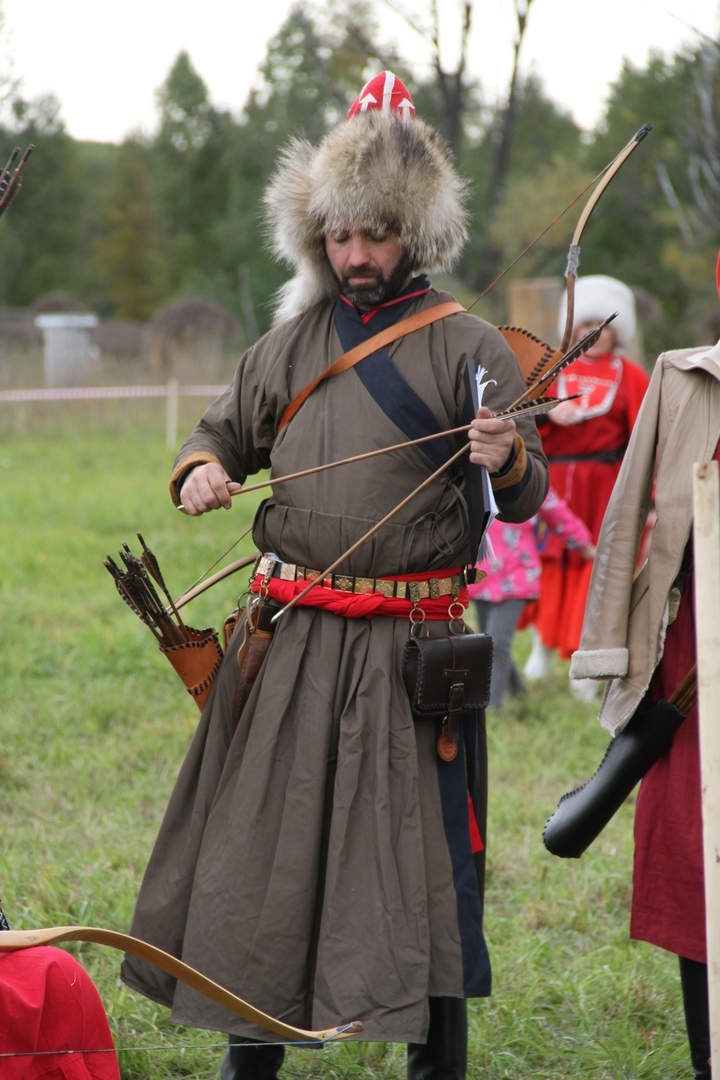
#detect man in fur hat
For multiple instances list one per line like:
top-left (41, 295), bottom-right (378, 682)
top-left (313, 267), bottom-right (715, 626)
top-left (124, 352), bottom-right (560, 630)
top-left (121, 72), bottom-right (548, 1079)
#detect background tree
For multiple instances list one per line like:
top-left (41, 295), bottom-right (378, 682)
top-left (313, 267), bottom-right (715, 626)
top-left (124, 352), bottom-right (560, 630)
top-left (584, 39), bottom-right (719, 355)
top-left (0, 93), bottom-right (86, 308)
top-left (151, 51), bottom-right (235, 303)
top-left (212, 0), bottom-right (387, 335)
top-left (0, 0), bottom-right (717, 354)
top-left (464, 72), bottom-right (583, 307)
top-left (91, 139), bottom-right (162, 321)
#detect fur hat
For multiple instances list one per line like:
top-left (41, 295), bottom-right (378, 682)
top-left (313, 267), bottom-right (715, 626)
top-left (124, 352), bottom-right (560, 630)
top-left (557, 274), bottom-right (637, 348)
top-left (263, 71), bottom-right (469, 321)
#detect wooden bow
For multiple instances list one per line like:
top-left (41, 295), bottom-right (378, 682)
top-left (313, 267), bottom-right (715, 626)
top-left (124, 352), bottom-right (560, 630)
top-left (0, 925), bottom-right (363, 1043)
top-left (558, 123), bottom-right (652, 352)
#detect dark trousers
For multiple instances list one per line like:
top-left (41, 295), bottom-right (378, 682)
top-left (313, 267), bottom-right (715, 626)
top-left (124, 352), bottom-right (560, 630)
top-left (680, 956), bottom-right (712, 1079)
top-left (220, 996), bottom-right (468, 1079)
top-left (407, 996), bottom-right (468, 1079)
top-left (220, 1035), bottom-right (285, 1080)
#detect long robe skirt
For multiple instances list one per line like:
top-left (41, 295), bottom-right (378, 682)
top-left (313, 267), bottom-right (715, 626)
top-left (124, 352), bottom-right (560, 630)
top-left (121, 606), bottom-right (491, 1043)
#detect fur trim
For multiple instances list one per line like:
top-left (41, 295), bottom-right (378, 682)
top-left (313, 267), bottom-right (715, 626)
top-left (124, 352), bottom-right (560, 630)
top-left (264, 111), bottom-right (468, 321)
top-left (569, 647), bottom-right (629, 680)
top-left (557, 274), bottom-right (637, 347)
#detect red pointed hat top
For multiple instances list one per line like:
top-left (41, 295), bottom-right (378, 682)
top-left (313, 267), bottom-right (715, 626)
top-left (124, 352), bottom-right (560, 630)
top-left (346, 71), bottom-right (416, 120)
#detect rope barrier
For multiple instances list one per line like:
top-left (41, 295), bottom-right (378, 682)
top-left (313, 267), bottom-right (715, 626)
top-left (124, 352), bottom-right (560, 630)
top-left (0, 382), bottom-right (227, 447)
top-left (0, 385), bottom-right (226, 401)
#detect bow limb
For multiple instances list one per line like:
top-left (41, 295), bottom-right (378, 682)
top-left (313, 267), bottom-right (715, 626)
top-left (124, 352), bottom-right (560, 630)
top-left (559, 123), bottom-right (652, 352)
top-left (172, 554), bottom-right (259, 612)
top-left (0, 926), bottom-right (363, 1043)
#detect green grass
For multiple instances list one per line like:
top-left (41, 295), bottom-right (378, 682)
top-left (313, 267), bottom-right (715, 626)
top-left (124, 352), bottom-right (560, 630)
top-left (0, 405), bottom-right (692, 1079)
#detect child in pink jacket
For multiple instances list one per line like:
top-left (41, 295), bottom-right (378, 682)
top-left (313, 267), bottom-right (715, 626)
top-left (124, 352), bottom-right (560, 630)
top-left (470, 487), bottom-right (594, 707)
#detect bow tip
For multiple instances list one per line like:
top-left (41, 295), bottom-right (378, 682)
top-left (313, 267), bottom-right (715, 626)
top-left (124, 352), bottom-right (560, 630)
top-left (329, 1019), bottom-right (364, 1039)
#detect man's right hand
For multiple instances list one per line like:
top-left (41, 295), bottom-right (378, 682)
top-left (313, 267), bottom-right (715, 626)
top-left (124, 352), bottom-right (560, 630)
top-left (178, 463), bottom-right (242, 515)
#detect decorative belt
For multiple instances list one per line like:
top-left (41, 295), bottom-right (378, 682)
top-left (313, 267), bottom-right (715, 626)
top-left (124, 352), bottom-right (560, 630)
top-left (252, 554), bottom-right (464, 603)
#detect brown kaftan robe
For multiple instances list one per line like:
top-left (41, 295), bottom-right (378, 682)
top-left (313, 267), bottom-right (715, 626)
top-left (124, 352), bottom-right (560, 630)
top-left (121, 288), bottom-right (548, 1042)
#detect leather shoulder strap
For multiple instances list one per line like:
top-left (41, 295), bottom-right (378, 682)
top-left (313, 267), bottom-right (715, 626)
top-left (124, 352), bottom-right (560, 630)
top-left (278, 301), bottom-right (464, 431)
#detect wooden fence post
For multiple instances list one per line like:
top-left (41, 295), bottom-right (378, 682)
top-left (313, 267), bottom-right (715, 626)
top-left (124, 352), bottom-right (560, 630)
top-left (166, 378), bottom-right (179, 451)
top-left (693, 459), bottom-right (720, 1070)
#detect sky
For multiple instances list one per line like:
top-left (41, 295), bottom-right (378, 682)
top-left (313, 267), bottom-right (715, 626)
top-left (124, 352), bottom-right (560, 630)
top-left (2, 0), bottom-right (718, 144)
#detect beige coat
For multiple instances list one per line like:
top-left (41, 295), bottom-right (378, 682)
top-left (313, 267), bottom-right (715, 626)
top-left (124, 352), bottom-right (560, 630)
top-left (570, 341), bottom-right (720, 735)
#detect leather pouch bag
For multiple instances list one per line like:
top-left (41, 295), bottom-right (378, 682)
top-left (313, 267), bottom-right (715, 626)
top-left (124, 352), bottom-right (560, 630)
top-left (402, 633), bottom-right (493, 716)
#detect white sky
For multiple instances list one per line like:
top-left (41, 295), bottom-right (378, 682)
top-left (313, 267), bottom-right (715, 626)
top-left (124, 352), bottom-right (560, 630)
top-left (2, 0), bottom-right (718, 143)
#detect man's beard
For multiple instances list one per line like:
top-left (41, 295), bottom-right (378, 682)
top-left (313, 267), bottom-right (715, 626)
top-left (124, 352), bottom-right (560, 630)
top-left (339, 251), bottom-right (415, 307)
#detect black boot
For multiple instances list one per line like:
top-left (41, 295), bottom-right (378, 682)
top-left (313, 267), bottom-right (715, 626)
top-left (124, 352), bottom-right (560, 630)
top-left (220, 1034), bottom-right (285, 1080)
top-left (407, 996), bottom-right (468, 1080)
top-left (679, 956), bottom-right (712, 1079)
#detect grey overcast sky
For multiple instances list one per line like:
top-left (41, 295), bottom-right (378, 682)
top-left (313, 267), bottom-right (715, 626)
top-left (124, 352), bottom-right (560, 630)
top-left (2, 0), bottom-right (718, 143)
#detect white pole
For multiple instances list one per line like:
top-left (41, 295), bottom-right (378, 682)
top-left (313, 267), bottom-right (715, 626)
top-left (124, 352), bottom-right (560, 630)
top-left (693, 459), bottom-right (720, 1071)
top-left (166, 378), bottom-right (179, 451)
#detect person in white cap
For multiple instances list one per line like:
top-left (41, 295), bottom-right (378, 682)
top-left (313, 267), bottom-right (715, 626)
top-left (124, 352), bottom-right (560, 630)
top-left (569, 252), bottom-right (720, 1079)
top-left (522, 274), bottom-right (650, 698)
top-left (120, 71), bottom-right (548, 1079)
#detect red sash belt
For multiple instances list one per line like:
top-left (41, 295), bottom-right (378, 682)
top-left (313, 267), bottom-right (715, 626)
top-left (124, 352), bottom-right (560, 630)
top-left (251, 567), bottom-right (469, 620)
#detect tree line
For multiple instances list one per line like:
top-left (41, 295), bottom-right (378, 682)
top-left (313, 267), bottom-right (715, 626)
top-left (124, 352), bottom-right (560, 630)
top-left (0, 0), bottom-right (717, 358)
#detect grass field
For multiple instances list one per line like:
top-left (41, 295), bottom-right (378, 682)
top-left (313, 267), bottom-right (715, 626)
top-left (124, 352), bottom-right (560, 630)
top-left (0, 403), bottom-right (692, 1079)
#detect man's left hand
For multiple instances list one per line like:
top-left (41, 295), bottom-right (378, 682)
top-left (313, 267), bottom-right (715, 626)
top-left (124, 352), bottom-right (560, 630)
top-left (467, 407), bottom-right (516, 472)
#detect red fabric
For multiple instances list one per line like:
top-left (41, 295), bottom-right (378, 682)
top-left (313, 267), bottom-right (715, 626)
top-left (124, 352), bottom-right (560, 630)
top-left (519, 560), bottom-right (594, 658)
top-left (0, 946), bottom-right (120, 1079)
top-left (346, 71), bottom-right (415, 119)
top-left (252, 568), bottom-right (469, 621)
top-left (339, 284), bottom-right (431, 324)
top-left (630, 570), bottom-right (705, 962)
top-left (628, 439), bottom-right (720, 962)
top-left (467, 796), bottom-right (484, 853)
top-left (530, 352), bottom-right (650, 656)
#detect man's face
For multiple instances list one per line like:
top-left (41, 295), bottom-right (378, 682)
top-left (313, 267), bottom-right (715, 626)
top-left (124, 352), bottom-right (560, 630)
top-left (324, 229), bottom-right (413, 307)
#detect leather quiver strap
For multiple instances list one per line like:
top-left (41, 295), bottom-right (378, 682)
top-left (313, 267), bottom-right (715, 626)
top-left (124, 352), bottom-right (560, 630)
top-left (278, 301), bottom-right (464, 430)
top-left (402, 633), bottom-right (493, 717)
top-left (232, 597), bottom-right (280, 730)
top-left (160, 627), bottom-right (224, 712)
